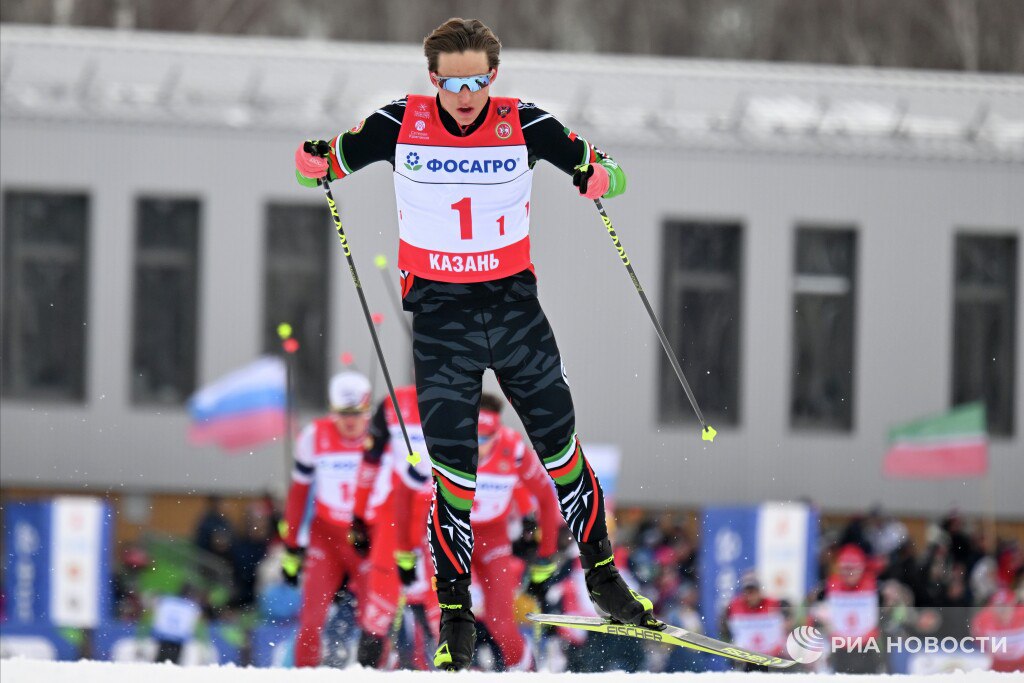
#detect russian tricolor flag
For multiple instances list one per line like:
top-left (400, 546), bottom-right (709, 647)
top-left (188, 356), bottom-right (287, 452)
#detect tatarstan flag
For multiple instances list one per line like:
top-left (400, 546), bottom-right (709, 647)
top-left (883, 403), bottom-right (988, 478)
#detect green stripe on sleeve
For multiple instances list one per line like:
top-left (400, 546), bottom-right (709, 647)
top-left (334, 133), bottom-right (354, 175)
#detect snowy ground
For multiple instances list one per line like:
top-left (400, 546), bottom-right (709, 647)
top-left (0, 660), bottom-right (1018, 683)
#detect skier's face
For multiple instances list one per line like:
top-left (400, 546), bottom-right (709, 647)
top-left (333, 411), bottom-right (368, 439)
top-left (840, 562), bottom-right (864, 586)
top-left (478, 433), bottom-right (497, 460)
top-left (432, 50), bottom-right (495, 127)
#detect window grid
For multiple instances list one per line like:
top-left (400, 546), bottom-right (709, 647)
top-left (264, 203), bottom-right (331, 409)
top-left (790, 226), bottom-right (857, 432)
top-left (1, 190), bottom-right (89, 401)
top-left (130, 197), bottom-right (201, 405)
top-left (659, 220), bottom-right (742, 426)
top-left (952, 233), bottom-right (1017, 436)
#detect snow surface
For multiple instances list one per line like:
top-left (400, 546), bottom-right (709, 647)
top-left (0, 660), bottom-right (1018, 683)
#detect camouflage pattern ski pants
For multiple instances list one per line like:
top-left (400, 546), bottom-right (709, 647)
top-left (412, 295), bottom-right (609, 583)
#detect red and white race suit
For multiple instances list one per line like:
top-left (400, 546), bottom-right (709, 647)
top-left (354, 387), bottom-right (438, 644)
top-left (972, 602), bottom-right (1024, 672)
top-left (469, 426), bottom-right (560, 669)
top-left (724, 596), bottom-right (786, 657)
top-left (825, 573), bottom-right (880, 642)
top-left (281, 417), bottom-right (370, 668)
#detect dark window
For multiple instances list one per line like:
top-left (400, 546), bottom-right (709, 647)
top-left (264, 204), bottom-right (330, 408)
top-left (660, 220), bottom-right (742, 425)
top-left (790, 227), bottom-right (857, 431)
top-left (131, 198), bottom-right (200, 404)
top-left (1, 191), bottom-right (89, 400)
top-left (952, 234), bottom-right (1017, 436)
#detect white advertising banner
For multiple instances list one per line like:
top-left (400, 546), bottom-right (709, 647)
top-left (755, 502), bottom-right (811, 605)
top-left (49, 496), bottom-right (107, 628)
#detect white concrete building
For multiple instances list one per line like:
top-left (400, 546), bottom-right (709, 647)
top-left (1, 26), bottom-right (1022, 517)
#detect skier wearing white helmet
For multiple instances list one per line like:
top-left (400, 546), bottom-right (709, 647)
top-left (329, 371), bottom-right (373, 415)
top-left (278, 370), bottom-right (374, 667)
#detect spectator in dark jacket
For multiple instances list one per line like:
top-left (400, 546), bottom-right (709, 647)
top-left (231, 506), bottom-right (272, 607)
top-left (194, 495), bottom-right (233, 554)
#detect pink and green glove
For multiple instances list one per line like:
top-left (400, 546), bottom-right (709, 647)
top-left (295, 139), bottom-right (335, 188)
top-left (573, 159), bottom-right (626, 199)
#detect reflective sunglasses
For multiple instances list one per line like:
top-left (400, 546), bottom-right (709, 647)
top-left (433, 71), bottom-right (494, 93)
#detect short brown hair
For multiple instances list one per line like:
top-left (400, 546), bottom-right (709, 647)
top-left (423, 18), bottom-right (501, 73)
top-left (480, 392), bottom-right (505, 415)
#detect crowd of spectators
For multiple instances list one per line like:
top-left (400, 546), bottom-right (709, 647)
top-left (110, 494), bottom-right (284, 663)
top-left (107, 499), bottom-right (1023, 672)
top-left (192, 495), bottom-right (281, 611)
top-left (593, 507), bottom-right (1024, 674)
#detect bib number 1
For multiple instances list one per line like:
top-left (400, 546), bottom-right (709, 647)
top-left (338, 482), bottom-right (353, 506)
top-left (450, 197), bottom-right (473, 240)
top-left (450, 197), bottom-right (510, 241)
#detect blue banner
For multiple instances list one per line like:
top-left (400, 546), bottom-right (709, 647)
top-left (0, 622), bottom-right (80, 660)
top-left (3, 498), bottom-right (113, 628)
top-left (92, 621), bottom-right (141, 660)
top-left (699, 502), bottom-right (819, 671)
top-left (699, 506), bottom-right (759, 640)
top-left (91, 620), bottom-right (240, 664)
top-left (3, 501), bottom-right (53, 624)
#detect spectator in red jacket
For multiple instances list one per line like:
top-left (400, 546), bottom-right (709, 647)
top-left (825, 544), bottom-right (886, 674)
top-left (972, 589), bottom-right (1024, 672)
top-left (720, 571), bottom-right (785, 670)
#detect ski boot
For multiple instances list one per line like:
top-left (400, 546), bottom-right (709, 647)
top-left (580, 538), bottom-right (664, 630)
top-left (433, 575), bottom-right (476, 671)
top-left (356, 631), bottom-right (386, 668)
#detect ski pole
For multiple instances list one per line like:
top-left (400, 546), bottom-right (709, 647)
top-left (320, 179), bottom-right (422, 465)
top-left (592, 197), bottom-right (717, 443)
top-left (277, 323), bottom-right (299, 492)
top-left (366, 312), bottom-right (385, 397)
top-left (374, 254), bottom-right (414, 342)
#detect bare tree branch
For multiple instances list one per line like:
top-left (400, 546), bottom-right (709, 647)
top-left (3, 0), bottom-right (1020, 74)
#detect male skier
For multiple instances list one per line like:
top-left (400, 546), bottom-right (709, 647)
top-left (353, 384), bottom-right (439, 668)
top-left (469, 392), bottom-right (562, 669)
top-left (279, 371), bottom-right (374, 667)
top-left (294, 17), bottom-right (658, 671)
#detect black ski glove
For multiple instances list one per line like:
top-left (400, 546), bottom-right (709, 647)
top-left (304, 139), bottom-right (333, 157)
top-left (526, 556), bottom-right (558, 601)
top-left (512, 515), bottom-right (539, 560)
top-left (572, 163), bottom-right (596, 195)
top-left (349, 516), bottom-right (371, 557)
top-left (281, 545), bottom-right (305, 586)
top-left (395, 550), bottom-right (418, 587)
